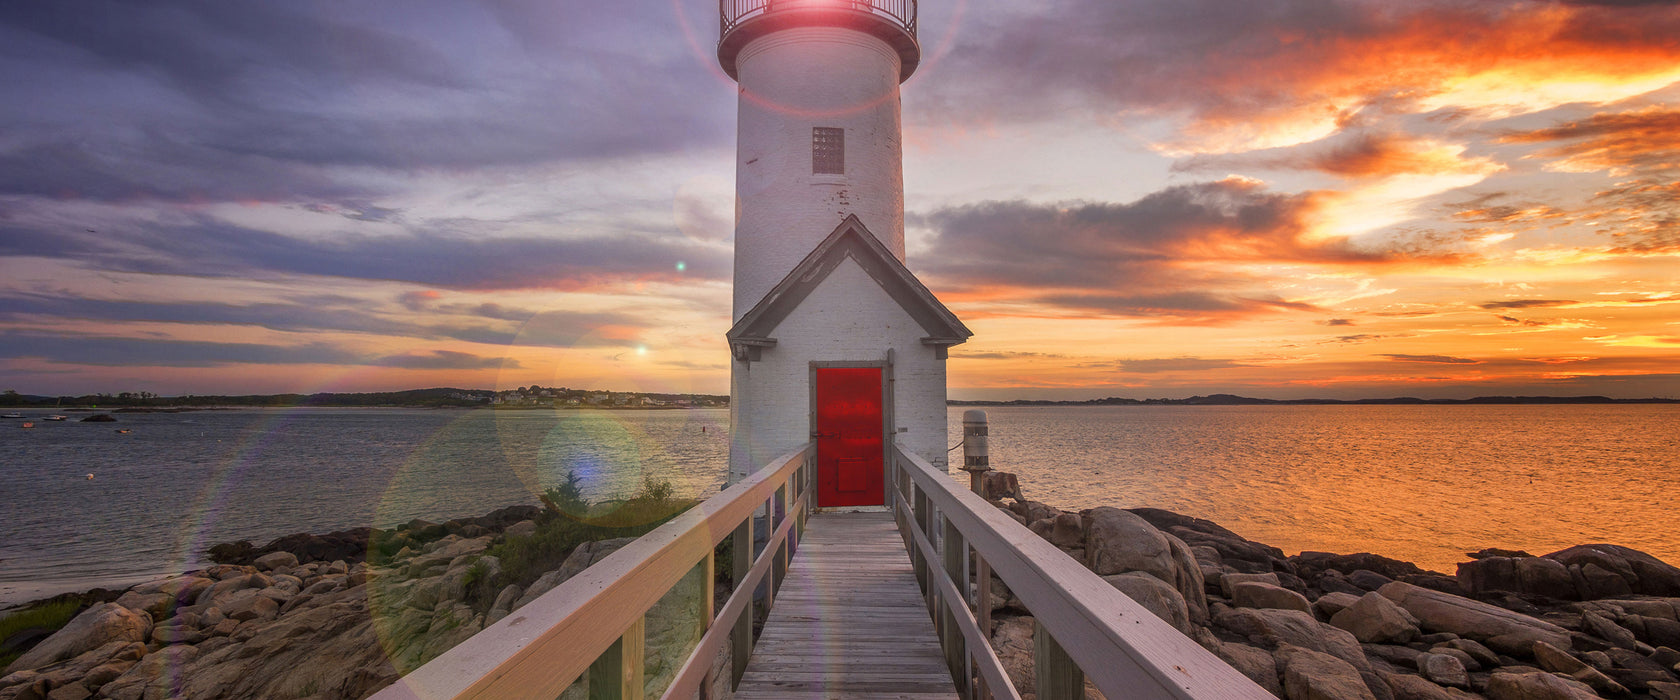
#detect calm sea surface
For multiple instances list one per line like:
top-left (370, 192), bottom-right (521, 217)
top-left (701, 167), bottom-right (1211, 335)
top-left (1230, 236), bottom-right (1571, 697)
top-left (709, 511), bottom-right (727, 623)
top-left (1, 404), bottom-right (1675, 606)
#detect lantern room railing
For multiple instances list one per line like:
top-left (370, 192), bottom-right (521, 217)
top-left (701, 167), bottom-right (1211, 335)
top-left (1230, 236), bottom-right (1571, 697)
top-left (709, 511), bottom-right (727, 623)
top-left (720, 0), bottom-right (917, 43)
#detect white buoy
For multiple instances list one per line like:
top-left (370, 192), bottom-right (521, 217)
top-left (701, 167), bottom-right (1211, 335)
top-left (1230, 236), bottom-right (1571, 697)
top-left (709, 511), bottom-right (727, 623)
top-left (86, 473), bottom-right (94, 480)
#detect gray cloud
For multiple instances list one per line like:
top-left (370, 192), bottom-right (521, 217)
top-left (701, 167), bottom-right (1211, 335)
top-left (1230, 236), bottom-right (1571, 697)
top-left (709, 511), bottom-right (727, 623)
top-left (917, 0), bottom-right (1680, 133)
top-left (373, 350), bottom-right (516, 370)
top-left (0, 331), bottom-right (360, 367)
top-left (0, 219), bottom-right (730, 290)
top-left (1479, 299), bottom-right (1577, 309)
top-left (0, 1), bottom-right (732, 204)
top-left (0, 295), bottom-right (651, 349)
top-left (911, 178), bottom-right (1403, 319)
top-left (1117, 358), bottom-right (1252, 373)
top-left (1379, 353), bottom-right (1480, 364)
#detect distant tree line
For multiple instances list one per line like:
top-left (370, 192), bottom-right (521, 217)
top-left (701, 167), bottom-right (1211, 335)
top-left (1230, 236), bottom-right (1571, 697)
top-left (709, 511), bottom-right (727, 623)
top-left (0, 387), bottom-right (730, 409)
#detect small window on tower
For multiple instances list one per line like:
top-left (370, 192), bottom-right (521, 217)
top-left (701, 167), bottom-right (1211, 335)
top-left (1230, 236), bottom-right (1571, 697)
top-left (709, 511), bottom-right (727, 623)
top-left (812, 127), bottom-right (844, 175)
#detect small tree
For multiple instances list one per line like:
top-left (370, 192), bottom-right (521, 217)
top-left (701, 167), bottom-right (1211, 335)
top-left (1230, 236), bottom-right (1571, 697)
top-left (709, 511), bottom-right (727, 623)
top-left (539, 470), bottom-right (588, 516)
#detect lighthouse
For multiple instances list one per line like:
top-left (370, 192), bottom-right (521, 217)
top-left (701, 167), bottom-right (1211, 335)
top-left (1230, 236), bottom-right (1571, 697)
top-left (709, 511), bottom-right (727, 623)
top-left (720, 0), bottom-right (971, 505)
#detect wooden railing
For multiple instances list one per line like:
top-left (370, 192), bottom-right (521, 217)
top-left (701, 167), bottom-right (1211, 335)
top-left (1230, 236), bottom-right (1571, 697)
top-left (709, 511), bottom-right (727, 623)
top-left (888, 445), bottom-right (1275, 699)
top-left (720, 0), bottom-right (917, 42)
top-left (371, 442), bottom-right (816, 700)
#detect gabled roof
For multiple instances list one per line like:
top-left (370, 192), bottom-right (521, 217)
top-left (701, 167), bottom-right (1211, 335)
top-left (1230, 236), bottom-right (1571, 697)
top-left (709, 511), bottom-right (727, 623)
top-left (727, 215), bottom-right (971, 361)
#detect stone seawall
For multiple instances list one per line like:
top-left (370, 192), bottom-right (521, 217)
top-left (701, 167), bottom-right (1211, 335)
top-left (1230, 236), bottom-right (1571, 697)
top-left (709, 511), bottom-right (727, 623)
top-left (977, 470), bottom-right (1680, 700)
top-left (0, 504), bottom-right (713, 700)
top-left (5, 480), bottom-right (1680, 700)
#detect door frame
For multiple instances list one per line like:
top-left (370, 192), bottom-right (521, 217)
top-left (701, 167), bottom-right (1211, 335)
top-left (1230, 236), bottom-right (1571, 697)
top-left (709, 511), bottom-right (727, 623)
top-left (808, 358), bottom-right (893, 509)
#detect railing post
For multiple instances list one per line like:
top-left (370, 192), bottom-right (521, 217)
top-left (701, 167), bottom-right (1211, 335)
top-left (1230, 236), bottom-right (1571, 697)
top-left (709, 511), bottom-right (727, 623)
top-left (942, 518), bottom-right (970, 699)
top-left (1033, 619), bottom-right (1083, 700)
top-left (699, 551), bottom-right (716, 700)
top-left (730, 519), bottom-right (752, 688)
top-left (588, 616), bottom-right (645, 700)
top-left (961, 409), bottom-right (993, 684)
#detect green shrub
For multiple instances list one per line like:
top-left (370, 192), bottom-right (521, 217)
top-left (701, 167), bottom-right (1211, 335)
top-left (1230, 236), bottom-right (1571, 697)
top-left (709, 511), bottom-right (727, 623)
top-left (480, 475), bottom-right (694, 614)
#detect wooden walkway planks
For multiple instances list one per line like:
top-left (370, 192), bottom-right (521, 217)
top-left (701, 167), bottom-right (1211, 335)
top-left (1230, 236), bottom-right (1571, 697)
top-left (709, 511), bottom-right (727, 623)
top-left (734, 511), bottom-right (959, 700)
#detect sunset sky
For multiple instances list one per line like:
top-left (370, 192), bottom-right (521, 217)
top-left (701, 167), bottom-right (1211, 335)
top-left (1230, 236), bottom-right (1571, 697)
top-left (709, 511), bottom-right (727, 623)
top-left (1, 0), bottom-right (1677, 400)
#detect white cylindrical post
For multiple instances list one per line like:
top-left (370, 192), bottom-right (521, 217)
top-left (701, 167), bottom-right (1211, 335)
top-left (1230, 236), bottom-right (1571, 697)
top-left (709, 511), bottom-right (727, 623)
top-left (960, 409), bottom-right (989, 495)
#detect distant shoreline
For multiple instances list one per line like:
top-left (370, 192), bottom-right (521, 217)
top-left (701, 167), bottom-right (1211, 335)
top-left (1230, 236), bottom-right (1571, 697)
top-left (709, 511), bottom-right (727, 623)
top-left (949, 393), bottom-right (1680, 406)
top-left (8, 388), bottom-right (1677, 410)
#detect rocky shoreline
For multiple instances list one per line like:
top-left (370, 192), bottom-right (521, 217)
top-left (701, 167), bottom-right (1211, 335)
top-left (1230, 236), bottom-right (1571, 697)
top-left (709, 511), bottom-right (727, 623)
top-left (4, 480), bottom-right (1679, 700)
top-left (977, 471), bottom-right (1680, 700)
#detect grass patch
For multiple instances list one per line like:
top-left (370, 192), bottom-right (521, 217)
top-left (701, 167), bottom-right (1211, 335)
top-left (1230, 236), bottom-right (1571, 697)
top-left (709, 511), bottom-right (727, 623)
top-left (0, 599), bottom-right (82, 668)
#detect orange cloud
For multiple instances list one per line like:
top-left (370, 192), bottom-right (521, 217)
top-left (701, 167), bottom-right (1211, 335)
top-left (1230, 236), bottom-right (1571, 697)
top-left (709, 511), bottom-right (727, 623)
top-left (1501, 107), bottom-right (1680, 176)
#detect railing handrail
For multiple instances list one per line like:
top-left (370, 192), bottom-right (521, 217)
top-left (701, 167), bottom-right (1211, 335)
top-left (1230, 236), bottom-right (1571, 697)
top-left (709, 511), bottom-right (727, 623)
top-left (720, 0), bottom-right (917, 43)
top-left (373, 442), bottom-right (816, 700)
top-left (891, 445), bottom-right (1274, 699)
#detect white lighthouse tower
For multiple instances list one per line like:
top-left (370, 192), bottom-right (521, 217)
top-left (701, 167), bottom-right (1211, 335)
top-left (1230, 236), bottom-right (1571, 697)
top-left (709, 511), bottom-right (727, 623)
top-left (720, 0), bottom-right (971, 506)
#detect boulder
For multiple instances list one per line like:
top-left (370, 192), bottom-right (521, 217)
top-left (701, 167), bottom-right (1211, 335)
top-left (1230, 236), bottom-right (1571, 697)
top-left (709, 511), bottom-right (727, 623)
top-left (1081, 507), bottom-right (1207, 624)
top-left (1378, 581), bottom-right (1570, 650)
top-left (195, 573), bottom-right (272, 607)
top-left (1459, 556), bottom-right (1578, 601)
top-left (1133, 508), bottom-right (1291, 575)
top-left (1649, 681), bottom-right (1680, 700)
top-left (1459, 557), bottom-right (1520, 596)
top-left (1514, 558), bottom-right (1578, 600)
top-left (110, 591), bottom-right (172, 622)
top-left (504, 520), bottom-right (537, 539)
top-left (97, 645), bottom-right (200, 700)
top-left (1295, 552), bottom-right (1429, 582)
top-left (989, 615), bottom-right (1035, 697)
top-left (512, 538), bottom-right (635, 610)
top-left (1316, 592), bottom-right (1363, 618)
top-left (1485, 670), bottom-right (1600, 700)
top-left (1103, 572), bottom-right (1191, 633)
top-left (1349, 570), bottom-right (1394, 592)
top-left (486, 585), bottom-right (523, 626)
top-left (1010, 500), bottom-right (1060, 524)
top-left (1046, 513), bottom-right (1083, 549)
top-left (1627, 615), bottom-right (1680, 648)
top-left (980, 471), bottom-right (1021, 501)
top-left (46, 682), bottom-right (93, 700)
top-left (1223, 572), bottom-right (1283, 599)
top-left (1579, 610), bottom-right (1637, 650)
top-left (1416, 653), bottom-right (1469, 689)
top-left (1275, 644), bottom-right (1376, 700)
top-left (1546, 544), bottom-right (1680, 598)
top-left (1214, 607), bottom-right (1371, 673)
top-left (1084, 507), bottom-right (1175, 578)
top-left (128, 574), bottom-right (215, 603)
top-left (1533, 641), bottom-right (1629, 696)
top-left (253, 551), bottom-right (299, 571)
top-left (1381, 671), bottom-right (1480, 700)
top-left (1363, 644), bottom-right (1423, 670)
top-left (1319, 571), bottom-right (1370, 597)
top-left (1331, 592), bottom-right (1420, 644)
top-left (3, 604), bottom-right (151, 674)
top-left (222, 591), bottom-right (279, 622)
top-left (1440, 639), bottom-right (1499, 669)
top-left (1232, 581), bottom-right (1313, 615)
top-left (1486, 628), bottom-right (1571, 658)
top-left (1213, 642), bottom-right (1282, 696)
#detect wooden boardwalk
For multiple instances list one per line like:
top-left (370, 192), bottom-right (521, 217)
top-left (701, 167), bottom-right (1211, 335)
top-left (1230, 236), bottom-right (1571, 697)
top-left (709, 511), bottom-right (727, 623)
top-left (735, 511), bottom-right (959, 700)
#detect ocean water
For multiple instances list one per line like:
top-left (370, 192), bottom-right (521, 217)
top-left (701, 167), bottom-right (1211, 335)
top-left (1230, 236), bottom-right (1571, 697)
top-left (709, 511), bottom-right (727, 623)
top-left (950, 404), bottom-right (1680, 575)
top-left (1, 404), bottom-right (1674, 606)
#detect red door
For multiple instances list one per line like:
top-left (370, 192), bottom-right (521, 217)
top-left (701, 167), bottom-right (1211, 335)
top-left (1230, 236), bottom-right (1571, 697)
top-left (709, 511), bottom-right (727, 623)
top-left (815, 367), bottom-right (884, 507)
